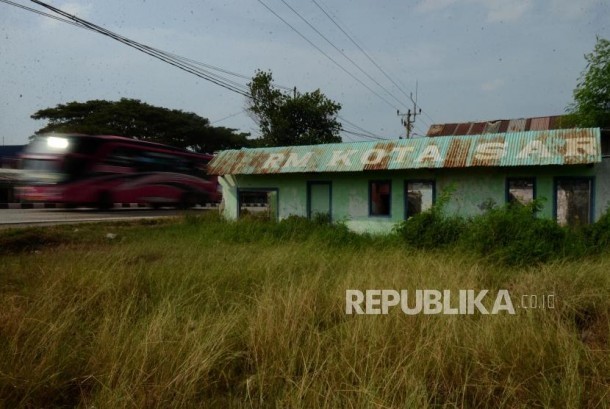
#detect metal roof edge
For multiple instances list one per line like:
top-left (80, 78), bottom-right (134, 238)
top-left (214, 127), bottom-right (601, 155)
top-left (208, 128), bottom-right (602, 175)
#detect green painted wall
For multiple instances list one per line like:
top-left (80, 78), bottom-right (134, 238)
top-left (309, 183), bottom-right (331, 218)
top-left (218, 159), bottom-right (610, 233)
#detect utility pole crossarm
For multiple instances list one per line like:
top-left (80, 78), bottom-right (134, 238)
top-left (397, 90), bottom-right (421, 139)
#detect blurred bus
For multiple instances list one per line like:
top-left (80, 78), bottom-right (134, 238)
top-left (17, 134), bottom-right (220, 209)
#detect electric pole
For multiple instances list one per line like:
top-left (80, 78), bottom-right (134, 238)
top-left (397, 83), bottom-right (422, 138)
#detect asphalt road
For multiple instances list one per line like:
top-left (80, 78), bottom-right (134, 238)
top-left (0, 207), bottom-right (214, 227)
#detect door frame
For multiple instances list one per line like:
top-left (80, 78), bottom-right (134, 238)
top-left (307, 181), bottom-right (332, 221)
top-left (553, 176), bottom-right (595, 225)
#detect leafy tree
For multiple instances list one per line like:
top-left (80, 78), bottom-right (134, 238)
top-left (247, 70), bottom-right (342, 146)
top-left (31, 98), bottom-right (251, 153)
top-left (568, 37), bottom-right (610, 128)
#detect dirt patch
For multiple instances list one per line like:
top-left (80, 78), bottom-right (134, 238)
top-left (0, 228), bottom-right (70, 255)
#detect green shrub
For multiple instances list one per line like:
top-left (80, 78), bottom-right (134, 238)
top-left (462, 201), bottom-right (568, 266)
top-left (394, 186), bottom-right (466, 249)
top-left (394, 209), bottom-right (466, 249)
top-left (582, 206), bottom-right (610, 251)
top-left (394, 198), bottom-right (610, 266)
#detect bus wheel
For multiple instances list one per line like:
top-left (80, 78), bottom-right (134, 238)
top-left (97, 192), bottom-right (113, 211)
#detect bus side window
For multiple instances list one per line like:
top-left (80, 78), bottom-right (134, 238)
top-left (104, 148), bottom-right (135, 167)
top-left (173, 157), bottom-right (190, 173)
top-left (134, 152), bottom-right (154, 172)
top-left (73, 138), bottom-right (103, 155)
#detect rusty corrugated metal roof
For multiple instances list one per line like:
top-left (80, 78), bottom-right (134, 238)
top-left (427, 115), bottom-right (569, 137)
top-left (208, 128), bottom-right (601, 175)
top-left (530, 117), bottom-right (550, 131)
top-left (507, 118), bottom-right (526, 133)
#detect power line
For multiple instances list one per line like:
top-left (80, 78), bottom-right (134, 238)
top-left (2, 0), bottom-right (392, 140)
top-left (311, 0), bottom-right (412, 102)
top-left (341, 129), bottom-right (385, 140)
top-left (340, 125), bottom-right (386, 141)
top-left (157, 50), bottom-right (293, 92)
top-left (278, 0), bottom-right (405, 109)
top-left (211, 109), bottom-right (248, 125)
top-left (312, 0), bottom-right (437, 127)
top-left (414, 125), bottom-right (426, 136)
top-left (1, 0), bottom-right (79, 28)
top-left (421, 109), bottom-right (436, 126)
top-left (340, 132), bottom-right (356, 142)
top-left (13, 0), bottom-right (252, 97)
top-left (256, 0), bottom-right (398, 111)
top-left (338, 115), bottom-right (386, 140)
top-left (1, 0), bottom-right (298, 94)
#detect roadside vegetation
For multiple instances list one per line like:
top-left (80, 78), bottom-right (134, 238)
top-left (0, 213), bottom-right (608, 408)
top-left (395, 196), bottom-right (610, 267)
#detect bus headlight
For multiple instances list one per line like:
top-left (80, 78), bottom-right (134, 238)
top-left (47, 136), bottom-right (69, 150)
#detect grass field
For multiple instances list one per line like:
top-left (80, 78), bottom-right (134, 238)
top-left (0, 214), bottom-right (608, 408)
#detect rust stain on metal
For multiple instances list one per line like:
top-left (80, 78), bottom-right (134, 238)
top-left (455, 123), bottom-right (471, 135)
top-left (426, 115), bottom-right (570, 137)
top-left (249, 152), bottom-right (268, 173)
top-left (561, 129), bottom-right (594, 164)
top-left (427, 124), bottom-right (444, 136)
top-left (363, 141), bottom-right (396, 170)
top-left (418, 143), bottom-right (440, 167)
top-left (208, 128), bottom-right (601, 175)
top-left (557, 137), bottom-right (568, 156)
top-left (470, 122), bottom-right (486, 135)
top-left (471, 136), bottom-right (504, 167)
top-left (537, 131), bottom-right (550, 142)
top-left (231, 151), bottom-right (246, 174)
top-left (306, 147), bottom-right (322, 173)
top-left (557, 129), bottom-right (583, 156)
top-left (498, 121), bottom-right (509, 133)
top-left (443, 123), bottom-right (458, 136)
top-left (209, 151), bottom-right (241, 175)
top-left (444, 138), bottom-right (471, 168)
top-left (530, 117), bottom-right (550, 131)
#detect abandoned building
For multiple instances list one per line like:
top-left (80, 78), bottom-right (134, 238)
top-left (208, 117), bottom-right (610, 233)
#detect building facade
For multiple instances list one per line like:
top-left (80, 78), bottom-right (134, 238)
top-left (208, 128), bottom-right (608, 233)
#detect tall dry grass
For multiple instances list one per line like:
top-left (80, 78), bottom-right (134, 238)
top-left (0, 215), bottom-right (608, 408)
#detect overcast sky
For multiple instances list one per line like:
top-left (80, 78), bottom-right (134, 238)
top-left (1, 0), bottom-right (609, 146)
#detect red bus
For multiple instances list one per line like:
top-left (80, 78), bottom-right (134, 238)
top-left (17, 134), bottom-right (221, 209)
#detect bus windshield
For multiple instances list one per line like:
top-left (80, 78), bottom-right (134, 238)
top-left (21, 135), bottom-right (102, 184)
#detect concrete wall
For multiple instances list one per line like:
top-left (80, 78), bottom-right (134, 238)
top-left (218, 159), bottom-right (610, 233)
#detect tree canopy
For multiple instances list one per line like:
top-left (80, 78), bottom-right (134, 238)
top-left (31, 98), bottom-right (251, 153)
top-left (568, 37), bottom-right (610, 128)
top-left (247, 70), bottom-right (342, 146)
